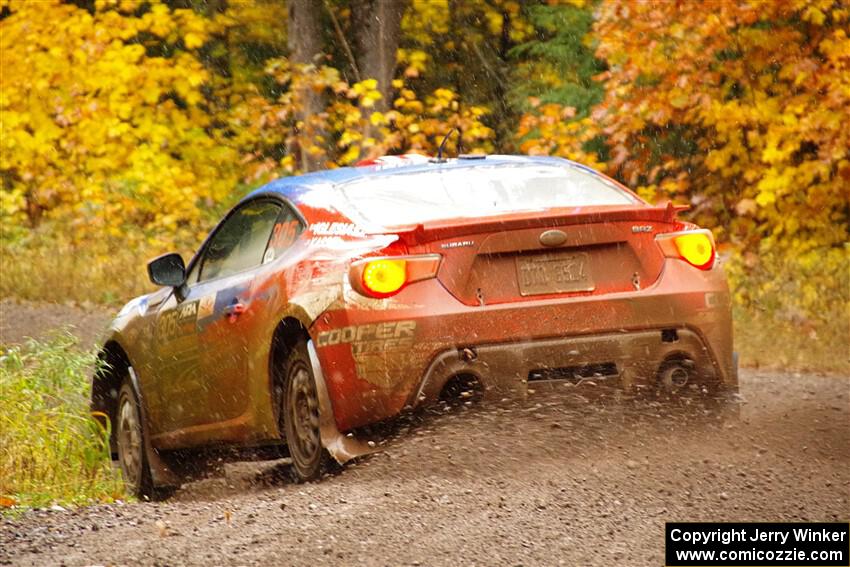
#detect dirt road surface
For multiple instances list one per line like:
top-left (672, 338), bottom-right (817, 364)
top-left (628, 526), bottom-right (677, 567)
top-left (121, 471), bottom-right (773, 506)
top-left (0, 299), bottom-right (114, 348)
top-left (1, 301), bottom-right (848, 566)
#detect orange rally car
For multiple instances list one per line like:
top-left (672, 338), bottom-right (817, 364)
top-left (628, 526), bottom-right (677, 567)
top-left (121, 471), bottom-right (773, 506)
top-left (91, 154), bottom-right (737, 498)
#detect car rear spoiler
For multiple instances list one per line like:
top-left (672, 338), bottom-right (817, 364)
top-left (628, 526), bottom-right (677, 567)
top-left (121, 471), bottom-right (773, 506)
top-left (379, 201), bottom-right (689, 246)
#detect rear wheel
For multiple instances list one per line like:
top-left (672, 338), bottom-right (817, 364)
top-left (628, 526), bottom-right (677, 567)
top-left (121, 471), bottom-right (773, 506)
top-left (117, 380), bottom-right (155, 499)
top-left (281, 341), bottom-right (332, 481)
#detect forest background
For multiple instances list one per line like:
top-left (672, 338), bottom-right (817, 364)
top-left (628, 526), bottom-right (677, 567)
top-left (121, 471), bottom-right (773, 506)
top-left (1, 0), bottom-right (848, 370)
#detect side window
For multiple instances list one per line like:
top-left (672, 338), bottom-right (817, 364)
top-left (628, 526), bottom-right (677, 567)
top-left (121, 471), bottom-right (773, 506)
top-left (263, 205), bottom-right (304, 264)
top-left (198, 201), bottom-right (281, 283)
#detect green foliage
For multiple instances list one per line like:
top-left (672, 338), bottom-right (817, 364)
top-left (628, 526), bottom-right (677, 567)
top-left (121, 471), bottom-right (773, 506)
top-left (0, 334), bottom-right (125, 510)
top-left (509, 3), bottom-right (604, 116)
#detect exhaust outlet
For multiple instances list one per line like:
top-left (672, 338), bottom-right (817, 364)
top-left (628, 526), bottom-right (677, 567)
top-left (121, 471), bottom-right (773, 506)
top-left (658, 359), bottom-right (694, 390)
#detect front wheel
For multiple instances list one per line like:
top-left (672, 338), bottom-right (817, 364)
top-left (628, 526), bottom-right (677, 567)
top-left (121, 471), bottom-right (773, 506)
top-left (281, 341), bottom-right (333, 481)
top-left (116, 380), bottom-right (155, 499)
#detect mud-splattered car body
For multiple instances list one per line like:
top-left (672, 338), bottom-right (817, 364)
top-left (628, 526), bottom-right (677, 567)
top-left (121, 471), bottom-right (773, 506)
top-left (92, 154), bottom-right (736, 491)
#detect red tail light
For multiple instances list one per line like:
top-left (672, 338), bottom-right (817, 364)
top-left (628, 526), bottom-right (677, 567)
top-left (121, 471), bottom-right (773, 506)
top-left (656, 230), bottom-right (716, 270)
top-left (350, 255), bottom-right (441, 298)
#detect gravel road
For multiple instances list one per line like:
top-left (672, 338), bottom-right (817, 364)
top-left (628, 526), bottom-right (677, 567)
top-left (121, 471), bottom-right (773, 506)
top-left (0, 298), bottom-right (114, 349)
top-left (1, 301), bottom-right (848, 566)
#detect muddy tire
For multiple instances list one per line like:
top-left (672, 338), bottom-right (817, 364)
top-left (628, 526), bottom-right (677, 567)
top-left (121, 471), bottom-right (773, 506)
top-left (281, 340), bottom-right (332, 482)
top-left (116, 380), bottom-right (156, 499)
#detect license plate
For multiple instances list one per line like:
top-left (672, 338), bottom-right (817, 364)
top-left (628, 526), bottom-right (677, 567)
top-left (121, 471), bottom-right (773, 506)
top-left (516, 252), bottom-right (595, 296)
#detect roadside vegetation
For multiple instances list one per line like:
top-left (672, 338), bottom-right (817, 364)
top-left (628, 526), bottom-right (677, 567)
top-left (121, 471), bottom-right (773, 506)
top-left (728, 246), bottom-right (849, 374)
top-left (0, 235), bottom-right (150, 306)
top-left (0, 333), bottom-right (125, 512)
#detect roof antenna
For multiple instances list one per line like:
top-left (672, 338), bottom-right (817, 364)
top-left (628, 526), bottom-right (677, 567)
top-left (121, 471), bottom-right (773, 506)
top-left (432, 128), bottom-right (458, 164)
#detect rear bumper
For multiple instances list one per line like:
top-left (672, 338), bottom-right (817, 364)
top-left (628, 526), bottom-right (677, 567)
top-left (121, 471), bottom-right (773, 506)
top-left (314, 259), bottom-right (735, 431)
top-left (413, 327), bottom-right (730, 404)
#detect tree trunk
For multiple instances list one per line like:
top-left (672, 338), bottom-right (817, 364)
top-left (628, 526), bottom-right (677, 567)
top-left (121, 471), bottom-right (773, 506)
top-left (352, 0), bottom-right (406, 114)
top-left (287, 0), bottom-right (324, 171)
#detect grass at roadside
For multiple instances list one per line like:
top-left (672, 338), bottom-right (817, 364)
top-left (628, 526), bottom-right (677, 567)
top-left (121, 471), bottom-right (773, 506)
top-left (0, 333), bottom-right (125, 512)
top-left (726, 244), bottom-right (849, 375)
top-left (734, 308), bottom-right (850, 375)
top-left (0, 235), bottom-right (158, 306)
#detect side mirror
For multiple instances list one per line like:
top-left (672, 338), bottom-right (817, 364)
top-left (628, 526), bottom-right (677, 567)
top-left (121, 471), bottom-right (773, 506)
top-left (147, 253), bottom-right (186, 288)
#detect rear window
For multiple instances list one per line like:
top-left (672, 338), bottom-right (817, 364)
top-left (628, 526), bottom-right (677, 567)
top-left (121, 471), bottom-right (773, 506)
top-left (337, 164), bottom-right (639, 227)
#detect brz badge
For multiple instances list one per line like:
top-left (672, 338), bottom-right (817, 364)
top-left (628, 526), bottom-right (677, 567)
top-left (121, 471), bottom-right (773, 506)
top-left (631, 225), bottom-right (653, 233)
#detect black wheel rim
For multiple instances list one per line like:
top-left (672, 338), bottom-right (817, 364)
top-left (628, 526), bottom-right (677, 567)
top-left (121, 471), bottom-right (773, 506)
top-left (285, 360), bottom-right (321, 473)
top-left (117, 392), bottom-right (143, 489)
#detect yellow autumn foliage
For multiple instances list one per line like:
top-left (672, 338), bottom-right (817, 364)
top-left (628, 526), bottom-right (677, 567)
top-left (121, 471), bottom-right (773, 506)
top-left (232, 59), bottom-right (493, 181)
top-left (518, 0), bottom-right (849, 342)
top-left (0, 0), bottom-right (494, 247)
top-left (0, 0), bottom-right (239, 249)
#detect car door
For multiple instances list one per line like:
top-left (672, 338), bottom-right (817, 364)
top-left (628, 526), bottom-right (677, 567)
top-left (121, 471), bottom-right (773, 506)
top-left (153, 199), bottom-right (282, 434)
top-left (198, 203), bottom-right (306, 430)
top-left (149, 288), bottom-right (205, 435)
